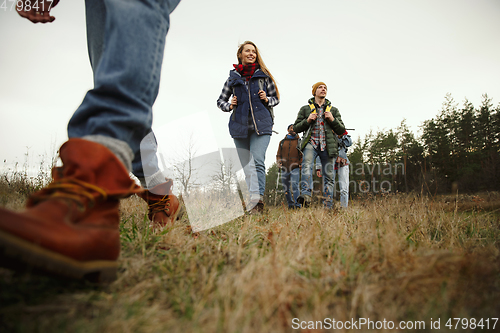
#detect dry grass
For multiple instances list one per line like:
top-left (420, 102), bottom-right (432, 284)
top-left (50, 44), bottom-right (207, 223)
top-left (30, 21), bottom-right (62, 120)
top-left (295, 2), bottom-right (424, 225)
top-left (1, 191), bottom-right (499, 332)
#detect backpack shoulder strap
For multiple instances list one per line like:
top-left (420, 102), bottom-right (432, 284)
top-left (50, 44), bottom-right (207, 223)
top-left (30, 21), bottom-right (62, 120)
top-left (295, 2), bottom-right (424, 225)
top-left (258, 78), bottom-right (265, 91)
top-left (309, 103), bottom-right (331, 114)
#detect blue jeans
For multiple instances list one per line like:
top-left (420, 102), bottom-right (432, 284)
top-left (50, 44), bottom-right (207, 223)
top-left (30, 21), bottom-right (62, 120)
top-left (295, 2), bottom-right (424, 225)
top-left (281, 167), bottom-right (301, 208)
top-left (300, 143), bottom-right (335, 208)
top-left (334, 164), bottom-right (349, 208)
top-left (67, 0), bottom-right (180, 184)
top-left (233, 133), bottom-right (271, 198)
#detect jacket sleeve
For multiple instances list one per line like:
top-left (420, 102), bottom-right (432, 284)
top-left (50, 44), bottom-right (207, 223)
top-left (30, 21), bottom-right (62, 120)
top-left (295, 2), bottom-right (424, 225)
top-left (216, 78), bottom-right (233, 112)
top-left (327, 107), bottom-right (346, 135)
top-left (276, 140), bottom-right (283, 164)
top-left (293, 106), bottom-right (310, 134)
top-left (265, 78), bottom-right (280, 108)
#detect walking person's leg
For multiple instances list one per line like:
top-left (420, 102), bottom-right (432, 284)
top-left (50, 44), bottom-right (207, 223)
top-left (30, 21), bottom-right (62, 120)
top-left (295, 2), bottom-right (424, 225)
top-left (281, 170), bottom-right (293, 208)
top-left (318, 151), bottom-right (335, 209)
top-left (75, 0), bottom-right (183, 226)
top-left (233, 137), bottom-right (259, 203)
top-left (298, 143), bottom-right (317, 207)
top-left (290, 167), bottom-right (301, 208)
top-left (0, 0), bottom-right (181, 282)
top-left (338, 165), bottom-right (349, 208)
top-left (248, 132), bottom-right (271, 212)
top-left (331, 167), bottom-right (337, 206)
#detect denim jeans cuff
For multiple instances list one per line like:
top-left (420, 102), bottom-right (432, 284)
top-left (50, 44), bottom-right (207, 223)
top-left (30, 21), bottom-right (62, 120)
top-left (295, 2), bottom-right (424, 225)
top-left (142, 170), bottom-right (168, 189)
top-left (250, 193), bottom-right (262, 202)
top-left (82, 135), bottom-right (133, 172)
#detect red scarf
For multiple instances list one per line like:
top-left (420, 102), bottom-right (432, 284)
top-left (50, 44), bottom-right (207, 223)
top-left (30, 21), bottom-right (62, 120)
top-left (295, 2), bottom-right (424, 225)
top-left (233, 63), bottom-right (259, 81)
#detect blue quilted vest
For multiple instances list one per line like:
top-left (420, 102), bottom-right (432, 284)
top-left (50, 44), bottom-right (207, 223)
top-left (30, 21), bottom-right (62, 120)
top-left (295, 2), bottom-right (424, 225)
top-left (227, 69), bottom-right (274, 138)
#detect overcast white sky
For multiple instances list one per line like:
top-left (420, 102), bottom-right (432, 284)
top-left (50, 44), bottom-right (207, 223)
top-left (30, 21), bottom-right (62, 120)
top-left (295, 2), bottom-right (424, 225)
top-left (1, 0), bottom-right (499, 174)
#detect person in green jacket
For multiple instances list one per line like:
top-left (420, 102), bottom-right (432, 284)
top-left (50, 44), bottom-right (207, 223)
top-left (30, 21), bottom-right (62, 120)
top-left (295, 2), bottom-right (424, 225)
top-left (293, 82), bottom-right (346, 208)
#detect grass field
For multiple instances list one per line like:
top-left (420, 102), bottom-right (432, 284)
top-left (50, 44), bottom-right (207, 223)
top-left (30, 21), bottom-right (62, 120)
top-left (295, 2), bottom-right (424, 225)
top-left (1, 186), bottom-right (499, 332)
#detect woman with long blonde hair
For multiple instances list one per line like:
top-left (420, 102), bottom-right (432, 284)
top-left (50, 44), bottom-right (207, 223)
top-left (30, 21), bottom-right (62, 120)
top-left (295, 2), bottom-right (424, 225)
top-left (217, 41), bottom-right (279, 213)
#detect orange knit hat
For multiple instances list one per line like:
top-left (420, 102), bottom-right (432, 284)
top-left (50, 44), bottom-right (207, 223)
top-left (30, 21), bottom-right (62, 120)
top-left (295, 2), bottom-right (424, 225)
top-left (312, 82), bottom-right (327, 96)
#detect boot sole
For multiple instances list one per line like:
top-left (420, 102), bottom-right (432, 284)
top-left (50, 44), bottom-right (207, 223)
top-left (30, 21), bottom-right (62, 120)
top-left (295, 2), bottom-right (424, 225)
top-left (0, 229), bottom-right (117, 283)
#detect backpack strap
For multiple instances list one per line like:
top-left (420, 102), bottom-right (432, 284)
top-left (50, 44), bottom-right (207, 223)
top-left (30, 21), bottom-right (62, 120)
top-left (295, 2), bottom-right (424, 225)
top-left (309, 103), bottom-right (332, 114)
top-left (231, 86), bottom-right (236, 121)
top-left (309, 103), bottom-right (337, 138)
top-left (308, 103), bottom-right (316, 114)
top-left (258, 78), bottom-right (265, 91)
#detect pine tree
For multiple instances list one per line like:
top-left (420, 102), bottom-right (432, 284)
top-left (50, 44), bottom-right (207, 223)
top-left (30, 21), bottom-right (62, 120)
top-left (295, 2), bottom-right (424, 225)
top-left (264, 162), bottom-right (283, 206)
top-left (397, 120), bottom-right (423, 192)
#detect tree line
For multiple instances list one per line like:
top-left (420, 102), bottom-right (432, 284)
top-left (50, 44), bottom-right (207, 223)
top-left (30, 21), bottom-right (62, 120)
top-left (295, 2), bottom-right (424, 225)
top-left (265, 93), bottom-right (500, 203)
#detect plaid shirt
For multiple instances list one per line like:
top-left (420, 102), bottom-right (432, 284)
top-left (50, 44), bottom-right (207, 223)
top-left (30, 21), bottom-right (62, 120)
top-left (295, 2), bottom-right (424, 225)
top-left (217, 70), bottom-right (279, 112)
top-left (310, 104), bottom-right (327, 151)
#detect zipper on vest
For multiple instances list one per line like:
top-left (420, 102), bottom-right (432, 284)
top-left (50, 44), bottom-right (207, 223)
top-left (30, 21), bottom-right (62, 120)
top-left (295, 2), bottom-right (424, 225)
top-left (248, 86), bottom-right (260, 135)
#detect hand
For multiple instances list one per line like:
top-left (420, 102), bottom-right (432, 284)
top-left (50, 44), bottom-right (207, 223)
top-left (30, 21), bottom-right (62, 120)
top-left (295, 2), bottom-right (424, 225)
top-left (307, 113), bottom-right (318, 123)
top-left (17, 0), bottom-right (60, 24)
top-left (316, 170), bottom-right (322, 178)
top-left (324, 111), bottom-right (334, 122)
top-left (229, 96), bottom-right (237, 110)
top-left (258, 90), bottom-right (268, 103)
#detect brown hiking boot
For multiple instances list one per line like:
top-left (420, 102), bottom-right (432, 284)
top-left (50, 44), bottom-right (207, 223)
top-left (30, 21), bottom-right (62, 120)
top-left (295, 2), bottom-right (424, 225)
top-left (248, 200), bottom-right (265, 215)
top-left (0, 138), bottom-right (142, 283)
top-left (137, 179), bottom-right (184, 228)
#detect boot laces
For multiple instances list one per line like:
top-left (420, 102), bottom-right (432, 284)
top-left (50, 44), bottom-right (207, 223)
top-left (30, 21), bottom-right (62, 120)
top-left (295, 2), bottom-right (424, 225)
top-left (149, 195), bottom-right (172, 215)
top-left (29, 178), bottom-right (134, 209)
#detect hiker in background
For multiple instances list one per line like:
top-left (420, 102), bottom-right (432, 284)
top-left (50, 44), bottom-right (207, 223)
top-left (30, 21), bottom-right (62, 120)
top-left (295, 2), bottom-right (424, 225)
top-left (276, 124), bottom-right (303, 209)
top-left (216, 41), bottom-right (280, 214)
top-left (293, 82), bottom-right (345, 209)
top-left (335, 131), bottom-right (352, 208)
top-left (0, 0), bottom-right (182, 283)
top-left (317, 131), bottom-right (352, 208)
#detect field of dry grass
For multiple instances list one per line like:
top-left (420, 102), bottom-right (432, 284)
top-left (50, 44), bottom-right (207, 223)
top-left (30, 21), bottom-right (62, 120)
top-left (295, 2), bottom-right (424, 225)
top-left (1, 188), bottom-right (499, 332)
